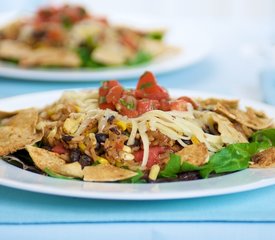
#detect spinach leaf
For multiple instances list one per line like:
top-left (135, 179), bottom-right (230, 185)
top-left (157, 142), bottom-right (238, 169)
top-left (159, 154), bottom-right (181, 178)
top-left (251, 128), bottom-right (275, 146)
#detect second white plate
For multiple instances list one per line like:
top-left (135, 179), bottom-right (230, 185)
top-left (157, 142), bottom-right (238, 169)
top-left (0, 24), bottom-right (210, 82)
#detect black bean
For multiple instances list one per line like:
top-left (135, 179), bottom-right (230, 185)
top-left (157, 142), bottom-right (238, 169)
top-left (107, 115), bottom-right (115, 124)
top-left (202, 125), bottom-right (212, 134)
top-left (79, 154), bottom-right (92, 168)
top-left (42, 145), bottom-right (52, 151)
top-left (149, 171), bottom-right (201, 183)
top-left (182, 139), bottom-right (192, 145)
top-left (109, 127), bottom-right (120, 135)
top-left (177, 171), bottom-right (201, 181)
top-left (62, 135), bottom-right (73, 142)
top-left (130, 138), bottom-right (141, 147)
top-left (69, 149), bottom-right (81, 162)
top-left (95, 133), bottom-right (108, 143)
top-left (32, 30), bottom-right (46, 39)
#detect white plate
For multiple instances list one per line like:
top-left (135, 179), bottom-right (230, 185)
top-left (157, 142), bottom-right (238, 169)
top-left (0, 89), bottom-right (275, 200)
top-left (0, 25), bottom-right (210, 82)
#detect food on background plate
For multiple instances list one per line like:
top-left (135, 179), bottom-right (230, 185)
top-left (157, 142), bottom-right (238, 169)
top-left (0, 5), bottom-right (176, 69)
top-left (0, 71), bottom-right (275, 183)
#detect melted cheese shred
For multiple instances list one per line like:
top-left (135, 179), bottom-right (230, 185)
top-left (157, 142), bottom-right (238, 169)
top-left (42, 90), bottom-right (228, 168)
top-left (84, 109), bottom-right (226, 167)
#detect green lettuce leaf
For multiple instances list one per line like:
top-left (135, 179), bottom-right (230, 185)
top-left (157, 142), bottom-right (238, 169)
top-left (159, 154), bottom-right (181, 178)
top-left (127, 51), bottom-right (152, 66)
top-left (44, 168), bottom-right (75, 180)
top-left (121, 170), bottom-right (146, 183)
top-left (200, 141), bottom-right (271, 178)
top-left (76, 47), bottom-right (105, 68)
top-left (251, 128), bottom-right (275, 146)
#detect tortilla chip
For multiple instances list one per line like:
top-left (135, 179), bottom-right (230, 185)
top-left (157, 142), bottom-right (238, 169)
top-left (0, 111), bottom-right (17, 119)
top-left (26, 145), bottom-right (65, 171)
top-left (26, 146), bottom-right (83, 178)
top-left (83, 164), bottom-right (137, 182)
top-left (233, 122), bottom-right (254, 138)
top-left (58, 162), bottom-right (83, 178)
top-left (250, 147), bottom-right (275, 168)
top-left (176, 143), bottom-right (209, 166)
top-left (198, 98), bottom-right (239, 110)
top-left (195, 111), bottom-right (248, 144)
top-left (211, 113), bottom-right (248, 144)
top-left (216, 103), bottom-right (272, 130)
top-left (0, 108), bottom-right (43, 156)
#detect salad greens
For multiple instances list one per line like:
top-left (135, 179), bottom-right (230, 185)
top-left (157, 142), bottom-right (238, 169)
top-left (76, 47), bottom-right (105, 68)
top-left (126, 51), bottom-right (152, 66)
top-left (251, 128), bottom-right (275, 146)
top-left (77, 47), bottom-right (152, 68)
top-left (158, 129), bottom-right (275, 180)
top-left (159, 154), bottom-right (181, 178)
top-left (121, 169), bottom-right (146, 183)
top-left (44, 168), bottom-right (75, 180)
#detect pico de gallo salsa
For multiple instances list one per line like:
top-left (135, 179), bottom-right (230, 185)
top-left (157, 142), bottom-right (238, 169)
top-left (99, 71), bottom-right (197, 117)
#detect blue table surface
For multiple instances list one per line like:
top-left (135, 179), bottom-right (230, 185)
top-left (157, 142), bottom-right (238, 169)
top-left (0, 12), bottom-right (275, 239)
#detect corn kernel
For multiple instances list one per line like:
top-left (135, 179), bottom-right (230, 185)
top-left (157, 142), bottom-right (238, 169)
top-left (149, 164), bottom-right (160, 181)
top-left (115, 120), bottom-right (127, 131)
top-left (90, 127), bottom-right (98, 133)
top-left (97, 157), bottom-right (109, 165)
top-left (78, 142), bottom-right (86, 152)
top-left (75, 106), bottom-right (81, 113)
top-left (123, 145), bottom-right (132, 153)
top-left (63, 118), bottom-right (79, 134)
top-left (191, 136), bottom-right (200, 144)
top-left (120, 152), bottom-right (134, 161)
top-left (46, 108), bottom-right (55, 116)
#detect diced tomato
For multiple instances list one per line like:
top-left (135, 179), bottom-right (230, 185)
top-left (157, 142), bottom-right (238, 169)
top-left (115, 95), bottom-right (138, 118)
top-left (35, 5), bottom-right (89, 24)
top-left (177, 96), bottom-right (198, 109)
top-left (136, 71), bottom-right (158, 90)
top-left (159, 99), bottom-right (171, 111)
top-left (99, 80), bottom-right (121, 97)
top-left (106, 85), bottom-right (124, 105)
top-left (119, 107), bottom-right (139, 118)
top-left (99, 102), bottom-right (116, 110)
top-left (134, 146), bottom-right (166, 168)
top-left (135, 86), bottom-right (169, 100)
top-left (52, 144), bottom-right (68, 154)
top-left (98, 80), bottom-right (122, 109)
top-left (135, 72), bottom-right (169, 100)
top-left (170, 96), bottom-right (197, 111)
top-left (120, 34), bottom-right (137, 50)
top-left (137, 99), bottom-right (160, 115)
top-left (47, 27), bottom-right (64, 42)
top-left (170, 100), bottom-right (189, 111)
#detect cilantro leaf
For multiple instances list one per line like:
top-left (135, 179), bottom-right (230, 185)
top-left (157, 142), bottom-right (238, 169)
top-left (139, 82), bottom-right (152, 90)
